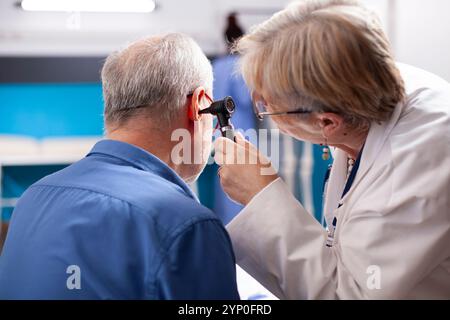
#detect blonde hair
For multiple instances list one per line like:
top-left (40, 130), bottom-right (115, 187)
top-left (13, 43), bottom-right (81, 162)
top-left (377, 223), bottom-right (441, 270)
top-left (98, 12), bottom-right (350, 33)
top-left (235, 0), bottom-right (405, 127)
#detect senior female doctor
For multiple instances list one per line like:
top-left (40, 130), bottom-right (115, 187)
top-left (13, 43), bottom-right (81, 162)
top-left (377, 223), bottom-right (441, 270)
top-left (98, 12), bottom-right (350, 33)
top-left (214, 0), bottom-right (450, 299)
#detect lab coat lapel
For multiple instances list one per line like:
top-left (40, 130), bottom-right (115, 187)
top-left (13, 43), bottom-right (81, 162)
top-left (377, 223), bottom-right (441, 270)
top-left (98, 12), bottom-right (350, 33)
top-left (323, 149), bottom-right (347, 226)
top-left (342, 101), bottom-right (405, 203)
top-left (323, 101), bottom-right (406, 225)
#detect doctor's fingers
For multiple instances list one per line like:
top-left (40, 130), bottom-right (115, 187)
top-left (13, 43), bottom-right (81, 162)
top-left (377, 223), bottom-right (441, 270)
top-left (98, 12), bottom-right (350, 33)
top-left (217, 165), bottom-right (235, 186)
top-left (214, 147), bottom-right (244, 166)
top-left (214, 145), bottom-right (255, 166)
top-left (217, 165), bottom-right (227, 178)
top-left (214, 134), bottom-right (254, 155)
top-left (234, 132), bottom-right (257, 152)
top-left (214, 138), bottom-right (246, 165)
top-left (214, 149), bottom-right (225, 166)
top-left (233, 133), bottom-right (271, 166)
top-left (214, 137), bottom-right (235, 154)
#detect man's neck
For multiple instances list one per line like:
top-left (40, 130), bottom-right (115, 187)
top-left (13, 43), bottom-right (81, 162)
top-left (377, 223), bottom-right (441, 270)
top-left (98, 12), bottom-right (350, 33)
top-left (107, 128), bottom-right (178, 173)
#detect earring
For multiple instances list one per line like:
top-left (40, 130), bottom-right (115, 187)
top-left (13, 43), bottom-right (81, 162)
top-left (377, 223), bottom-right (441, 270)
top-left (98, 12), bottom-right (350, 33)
top-left (322, 138), bottom-right (330, 161)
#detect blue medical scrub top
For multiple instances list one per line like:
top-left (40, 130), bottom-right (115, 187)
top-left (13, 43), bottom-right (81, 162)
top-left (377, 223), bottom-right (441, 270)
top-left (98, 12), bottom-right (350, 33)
top-left (0, 140), bottom-right (240, 300)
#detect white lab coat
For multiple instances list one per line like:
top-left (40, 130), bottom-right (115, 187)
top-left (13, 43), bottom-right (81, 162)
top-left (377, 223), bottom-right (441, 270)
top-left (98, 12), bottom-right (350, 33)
top-left (227, 63), bottom-right (450, 300)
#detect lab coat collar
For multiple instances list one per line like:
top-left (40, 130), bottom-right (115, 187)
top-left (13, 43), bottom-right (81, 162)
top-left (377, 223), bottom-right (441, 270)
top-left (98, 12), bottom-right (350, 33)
top-left (350, 100), bottom-right (405, 194)
top-left (323, 100), bottom-right (406, 224)
top-left (87, 139), bottom-right (199, 202)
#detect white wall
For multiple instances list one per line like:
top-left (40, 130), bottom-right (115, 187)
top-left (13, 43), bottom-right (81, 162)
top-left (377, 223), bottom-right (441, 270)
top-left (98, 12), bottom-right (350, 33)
top-left (0, 0), bottom-right (289, 56)
top-left (0, 0), bottom-right (218, 56)
top-left (394, 0), bottom-right (450, 81)
top-left (0, 0), bottom-right (449, 81)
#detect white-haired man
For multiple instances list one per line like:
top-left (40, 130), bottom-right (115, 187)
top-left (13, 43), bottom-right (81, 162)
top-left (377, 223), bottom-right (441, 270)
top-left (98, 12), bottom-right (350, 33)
top-left (0, 34), bottom-right (240, 300)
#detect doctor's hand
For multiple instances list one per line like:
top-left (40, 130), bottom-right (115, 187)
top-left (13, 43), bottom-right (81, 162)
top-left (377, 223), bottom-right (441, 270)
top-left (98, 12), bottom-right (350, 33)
top-left (214, 133), bottom-right (279, 206)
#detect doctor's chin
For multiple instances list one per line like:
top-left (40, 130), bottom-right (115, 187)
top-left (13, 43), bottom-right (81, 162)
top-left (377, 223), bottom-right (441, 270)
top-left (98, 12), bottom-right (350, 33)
top-left (0, 0), bottom-right (449, 304)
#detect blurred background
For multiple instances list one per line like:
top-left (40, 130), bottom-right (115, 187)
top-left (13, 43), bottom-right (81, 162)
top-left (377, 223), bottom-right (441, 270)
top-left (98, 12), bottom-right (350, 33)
top-left (1, 0), bottom-right (450, 76)
top-left (1, 0), bottom-right (450, 298)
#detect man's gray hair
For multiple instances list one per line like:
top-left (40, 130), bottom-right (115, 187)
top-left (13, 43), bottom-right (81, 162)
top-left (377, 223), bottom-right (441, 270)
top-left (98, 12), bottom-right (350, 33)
top-left (102, 33), bottom-right (213, 126)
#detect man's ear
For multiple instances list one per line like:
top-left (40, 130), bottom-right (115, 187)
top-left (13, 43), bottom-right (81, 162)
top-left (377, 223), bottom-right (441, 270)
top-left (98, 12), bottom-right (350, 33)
top-left (317, 113), bottom-right (345, 138)
top-left (187, 87), bottom-right (206, 121)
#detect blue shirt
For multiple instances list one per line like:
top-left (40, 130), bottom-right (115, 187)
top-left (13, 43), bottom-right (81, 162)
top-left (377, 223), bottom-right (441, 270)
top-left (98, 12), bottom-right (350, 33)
top-left (0, 140), bottom-right (240, 300)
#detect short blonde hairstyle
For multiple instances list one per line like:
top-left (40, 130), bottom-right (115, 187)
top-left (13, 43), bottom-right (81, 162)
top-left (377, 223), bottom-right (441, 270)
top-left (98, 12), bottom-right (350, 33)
top-left (235, 0), bottom-right (405, 126)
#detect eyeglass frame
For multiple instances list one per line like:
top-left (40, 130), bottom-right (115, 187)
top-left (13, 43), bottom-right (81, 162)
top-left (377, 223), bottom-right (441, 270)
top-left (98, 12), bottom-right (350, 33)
top-left (252, 92), bottom-right (312, 121)
top-left (123, 92), bottom-right (214, 111)
top-left (186, 92), bottom-right (214, 105)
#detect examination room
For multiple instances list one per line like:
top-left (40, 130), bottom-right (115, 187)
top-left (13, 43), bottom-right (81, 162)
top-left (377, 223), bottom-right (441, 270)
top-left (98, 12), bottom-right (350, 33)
top-left (0, 0), bottom-right (449, 304)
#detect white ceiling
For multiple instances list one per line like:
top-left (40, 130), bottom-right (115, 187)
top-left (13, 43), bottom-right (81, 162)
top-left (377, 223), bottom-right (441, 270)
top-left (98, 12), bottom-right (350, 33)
top-left (0, 0), bottom-right (291, 56)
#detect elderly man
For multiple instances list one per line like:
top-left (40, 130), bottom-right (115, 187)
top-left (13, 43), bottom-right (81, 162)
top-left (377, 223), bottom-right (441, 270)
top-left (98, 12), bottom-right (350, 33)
top-left (0, 34), bottom-right (240, 300)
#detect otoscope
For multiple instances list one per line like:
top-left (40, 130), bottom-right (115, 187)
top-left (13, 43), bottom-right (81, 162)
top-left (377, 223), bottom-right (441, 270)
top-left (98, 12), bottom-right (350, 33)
top-left (199, 96), bottom-right (236, 141)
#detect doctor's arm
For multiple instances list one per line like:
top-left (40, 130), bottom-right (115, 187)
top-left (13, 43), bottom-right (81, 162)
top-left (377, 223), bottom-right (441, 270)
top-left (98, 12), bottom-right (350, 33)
top-left (215, 135), bottom-right (339, 299)
top-left (217, 137), bottom-right (450, 299)
top-left (227, 178), bottom-right (339, 299)
top-left (227, 175), bottom-right (450, 300)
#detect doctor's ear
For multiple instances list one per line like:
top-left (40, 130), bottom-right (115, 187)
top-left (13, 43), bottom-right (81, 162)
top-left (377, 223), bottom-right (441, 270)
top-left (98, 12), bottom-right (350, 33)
top-left (187, 87), bottom-right (206, 121)
top-left (317, 113), bottom-right (345, 137)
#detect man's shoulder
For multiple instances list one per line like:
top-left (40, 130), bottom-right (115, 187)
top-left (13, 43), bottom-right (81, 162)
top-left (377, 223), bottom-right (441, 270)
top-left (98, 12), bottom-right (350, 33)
top-left (30, 156), bottom-right (219, 229)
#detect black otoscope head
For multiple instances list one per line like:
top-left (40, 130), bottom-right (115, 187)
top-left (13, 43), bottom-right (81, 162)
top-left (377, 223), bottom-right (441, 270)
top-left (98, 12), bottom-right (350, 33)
top-left (199, 96), bottom-right (236, 140)
top-left (199, 96), bottom-right (235, 116)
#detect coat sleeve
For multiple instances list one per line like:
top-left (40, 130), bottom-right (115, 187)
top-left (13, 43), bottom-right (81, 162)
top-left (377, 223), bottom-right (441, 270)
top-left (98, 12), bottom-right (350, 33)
top-left (227, 177), bottom-right (450, 299)
top-left (227, 178), bottom-right (339, 300)
top-left (155, 219), bottom-right (240, 300)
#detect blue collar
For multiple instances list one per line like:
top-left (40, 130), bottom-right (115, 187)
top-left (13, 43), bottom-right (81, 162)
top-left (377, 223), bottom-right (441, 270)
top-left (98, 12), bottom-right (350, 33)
top-left (87, 139), bottom-right (198, 201)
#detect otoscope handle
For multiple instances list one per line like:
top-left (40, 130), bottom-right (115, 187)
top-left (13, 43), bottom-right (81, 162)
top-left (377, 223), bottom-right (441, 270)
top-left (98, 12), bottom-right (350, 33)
top-left (216, 110), bottom-right (236, 141)
top-left (220, 125), bottom-right (236, 142)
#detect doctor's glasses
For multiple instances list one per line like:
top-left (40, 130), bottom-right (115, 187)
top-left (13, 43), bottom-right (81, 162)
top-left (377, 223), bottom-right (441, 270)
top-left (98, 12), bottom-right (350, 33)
top-left (252, 92), bottom-right (312, 121)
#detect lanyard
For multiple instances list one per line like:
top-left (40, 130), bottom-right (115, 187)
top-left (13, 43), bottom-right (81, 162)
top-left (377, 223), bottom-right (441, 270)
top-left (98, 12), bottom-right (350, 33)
top-left (324, 146), bottom-right (364, 247)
